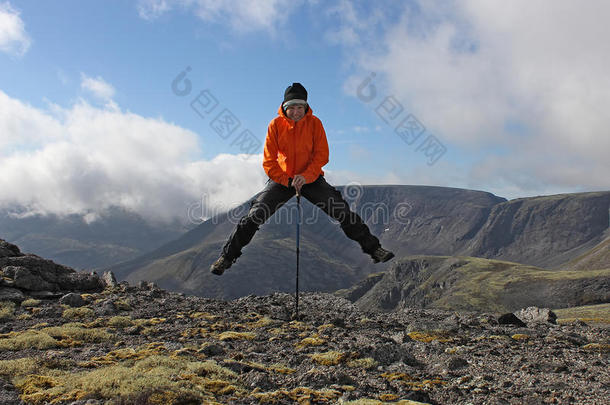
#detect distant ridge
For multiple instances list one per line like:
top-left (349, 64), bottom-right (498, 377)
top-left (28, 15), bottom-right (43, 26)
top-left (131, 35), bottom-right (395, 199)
top-left (109, 186), bottom-right (609, 300)
top-left (336, 255), bottom-right (610, 313)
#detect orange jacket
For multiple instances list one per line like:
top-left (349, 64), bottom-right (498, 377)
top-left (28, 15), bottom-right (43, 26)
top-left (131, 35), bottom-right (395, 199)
top-left (263, 105), bottom-right (329, 186)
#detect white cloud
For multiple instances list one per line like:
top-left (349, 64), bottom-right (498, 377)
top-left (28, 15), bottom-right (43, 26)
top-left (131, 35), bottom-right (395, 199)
top-left (337, 0), bottom-right (610, 194)
top-left (137, 0), bottom-right (171, 20)
top-left (81, 74), bottom-right (116, 102)
top-left (0, 2), bottom-right (31, 56)
top-left (0, 90), bottom-right (266, 223)
top-left (137, 0), bottom-right (300, 34)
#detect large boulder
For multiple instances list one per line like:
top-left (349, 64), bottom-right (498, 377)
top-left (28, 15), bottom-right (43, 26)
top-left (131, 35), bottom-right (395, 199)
top-left (516, 307), bottom-right (557, 325)
top-left (1, 240), bottom-right (106, 294)
top-left (0, 287), bottom-right (25, 303)
top-left (12, 266), bottom-right (55, 291)
top-left (1, 255), bottom-right (105, 292)
top-left (59, 292), bottom-right (86, 307)
top-left (0, 239), bottom-right (22, 258)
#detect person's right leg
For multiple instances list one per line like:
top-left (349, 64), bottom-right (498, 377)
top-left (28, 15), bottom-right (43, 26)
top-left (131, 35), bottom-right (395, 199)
top-left (211, 180), bottom-right (295, 275)
top-left (300, 176), bottom-right (394, 263)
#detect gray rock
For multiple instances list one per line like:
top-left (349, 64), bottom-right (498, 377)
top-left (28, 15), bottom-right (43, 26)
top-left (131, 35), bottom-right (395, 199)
top-left (0, 254), bottom-right (105, 293)
top-left (30, 291), bottom-right (62, 298)
top-left (102, 271), bottom-right (118, 287)
top-left (36, 306), bottom-right (62, 318)
top-left (366, 342), bottom-right (418, 366)
top-left (498, 313), bottom-right (527, 327)
top-left (516, 307), bottom-right (557, 324)
top-left (0, 287), bottom-right (25, 303)
top-left (0, 239), bottom-right (21, 258)
top-left (13, 266), bottom-right (54, 291)
top-left (447, 356), bottom-right (469, 370)
top-left (59, 293), bottom-right (86, 308)
top-left (201, 343), bottom-right (226, 356)
top-left (96, 299), bottom-right (118, 316)
top-left (62, 272), bottom-right (105, 292)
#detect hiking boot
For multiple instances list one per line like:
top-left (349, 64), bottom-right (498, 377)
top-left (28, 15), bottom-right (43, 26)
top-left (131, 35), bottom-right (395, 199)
top-left (370, 246), bottom-right (395, 263)
top-left (210, 255), bottom-right (233, 275)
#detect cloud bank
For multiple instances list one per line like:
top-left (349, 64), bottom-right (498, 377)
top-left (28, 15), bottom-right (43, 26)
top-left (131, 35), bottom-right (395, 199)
top-left (0, 89), bottom-right (266, 223)
top-left (337, 0), bottom-right (610, 195)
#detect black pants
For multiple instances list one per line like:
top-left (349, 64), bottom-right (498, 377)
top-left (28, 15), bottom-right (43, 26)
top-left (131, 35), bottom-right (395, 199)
top-left (222, 176), bottom-right (380, 261)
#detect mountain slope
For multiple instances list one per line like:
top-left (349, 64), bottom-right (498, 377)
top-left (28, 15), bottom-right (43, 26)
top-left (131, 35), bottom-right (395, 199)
top-left (564, 235), bottom-right (610, 270)
top-left (465, 191), bottom-right (610, 268)
top-left (337, 256), bottom-right (610, 313)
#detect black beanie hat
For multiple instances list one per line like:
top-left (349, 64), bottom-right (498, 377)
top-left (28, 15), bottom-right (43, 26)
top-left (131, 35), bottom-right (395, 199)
top-left (283, 83), bottom-right (308, 108)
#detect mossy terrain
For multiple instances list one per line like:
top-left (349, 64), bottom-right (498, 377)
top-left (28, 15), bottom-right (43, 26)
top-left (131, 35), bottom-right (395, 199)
top-left (342, 255), bottom-right (610, 313)
top-left (554, 303), bottom-right (610, 325)
top-left (565, 237), bottom-right (610, 271)
top-left (0, 301), bottom-right (15, 320)
top-left (0, 286), bottom-right (608, 404)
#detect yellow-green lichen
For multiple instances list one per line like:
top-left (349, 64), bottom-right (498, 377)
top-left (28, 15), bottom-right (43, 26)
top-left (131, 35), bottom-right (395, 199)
top-left (0, 301), bottom-right (15, 320)
top-left (309, 351), bottom-right (349, 366)
top-left (62, 307), bottom-right (94, 320)
top-left (407, 331), bottom-right (452, 343)
top-left (107, 316), bottom-right (134, 328)
top-left (12, 354), bottom-right (242, 405)
top-left (217, 331), bottom-right (256, 341)
top-left (21, 299), bottom-right (42, 308)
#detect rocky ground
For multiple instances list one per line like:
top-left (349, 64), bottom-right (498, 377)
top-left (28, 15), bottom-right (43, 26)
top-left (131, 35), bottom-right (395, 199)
top-left (1, 239), bottom-right (609, 404)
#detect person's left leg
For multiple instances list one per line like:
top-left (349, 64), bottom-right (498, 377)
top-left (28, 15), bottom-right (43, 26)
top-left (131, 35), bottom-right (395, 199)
top-left (211, 179), bottom-right (295, 275)
top-left (300, 176), bottom-right (394, 262)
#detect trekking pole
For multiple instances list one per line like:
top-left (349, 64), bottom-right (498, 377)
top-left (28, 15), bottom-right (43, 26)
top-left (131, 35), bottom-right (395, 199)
top-left (295, 190), bottom-right (301, 320)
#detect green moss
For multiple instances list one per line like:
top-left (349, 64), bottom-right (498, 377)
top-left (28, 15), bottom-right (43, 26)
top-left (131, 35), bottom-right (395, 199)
top-left (113, 298), bottom-right (132, 311)
top-left (582, 343), bottom-right (610, 353)
top-left (252, 387), bottom-right (342, 404)
top-left (511, 334), bottom-right (530, 340)
top-left (407, 331), bottom-right (452, 343)
top-left (134, 317), bottom-right (166, 326)
top-left (0, 324), bottom-right (112, 351)
top-left (217, 331), bottom-right (256, 341)
top-left (0, 358), bottom-right (39, 377)
top-left (296, 335), bottom-right (326, 348)
top-left (42, 325), bottom-right (112, 344)
top-left (62, 307), bottom-right (94, 320)
top-left (309, 351), bottom-right (349, 366)
top-left (268, 363), bottom-right (296, 374)
top-left (12, 354), bottom-right (242, 404)
top-left (108, 316), bottom-right (134, 328)
top-left (0, 330), bottom-right (60, 351)
top-left (0, 301), bottom-right (15, 320)
top-left (21, 299), bottom-right (42, 308)
top-left (343, 399), bottom-right (431, 405)
top-left (347, 357), bottom-right (378, 369)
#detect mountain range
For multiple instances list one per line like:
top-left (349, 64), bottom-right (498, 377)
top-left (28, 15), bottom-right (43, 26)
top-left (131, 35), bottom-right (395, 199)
top-left (2, 186), bottom-right (607, 307)
top-left (109, 187), bottom-right (610, 301)
top-left (0, 206), bottom-right (189, 270)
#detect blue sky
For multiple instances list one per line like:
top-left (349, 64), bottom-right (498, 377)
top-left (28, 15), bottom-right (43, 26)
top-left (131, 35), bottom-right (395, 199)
top-left (1, 0), bottom-right (609, 223)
